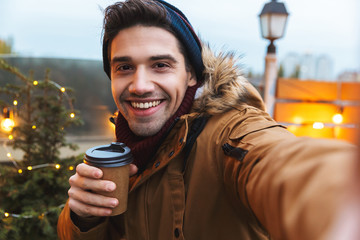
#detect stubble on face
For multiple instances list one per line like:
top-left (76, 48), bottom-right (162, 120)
top-left (119, 92), bottom-right (171, 137)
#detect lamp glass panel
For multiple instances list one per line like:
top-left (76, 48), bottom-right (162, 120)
top-left (260, 14), bottom-right (270, 38)
top-left (268, 13), bottom-right (288, 39)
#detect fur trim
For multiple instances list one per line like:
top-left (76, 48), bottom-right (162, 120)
top-left (192, 45), bottom-right (265, 115)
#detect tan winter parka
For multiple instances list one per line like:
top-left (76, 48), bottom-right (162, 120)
top-left (58, 47), bottom-right (357, 240)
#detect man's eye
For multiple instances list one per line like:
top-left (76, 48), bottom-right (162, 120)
top-left (154, 63), bottom-right (169, 68)
top-left (116, 64), bottom-right (132, 71)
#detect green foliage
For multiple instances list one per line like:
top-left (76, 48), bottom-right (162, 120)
top-left (0, 40), bottom-right (12, 54)
top-left (0, 60), bottom-right (83, 164)
top-left (278, 64), bottom-right (284, 78)
top-left (0, 59), bottom-right (83, 239)
top-left (290, 64), bottom-right (301, 79)
top-left (0, 155), bottom-right (82, 240)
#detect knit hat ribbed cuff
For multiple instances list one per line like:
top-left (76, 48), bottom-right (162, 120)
top-left (154, 0), bottom-right (204, 81)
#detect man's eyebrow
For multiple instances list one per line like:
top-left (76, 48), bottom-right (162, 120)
top-left (111, 56), bottom-right (131, 65)
top-left (150, 54), bottom-right (178, 63)
top-left (110, 55), bottom-right (178, 65)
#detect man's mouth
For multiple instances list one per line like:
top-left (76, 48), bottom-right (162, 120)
top-left (130, 100), bottom-right (161, 109)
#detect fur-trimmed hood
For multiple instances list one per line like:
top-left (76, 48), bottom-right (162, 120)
top-left (192, 46), bottom-right (265, 115)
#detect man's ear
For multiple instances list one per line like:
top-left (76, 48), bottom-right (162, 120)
top-left (187, 68), bottom-right (197, 87)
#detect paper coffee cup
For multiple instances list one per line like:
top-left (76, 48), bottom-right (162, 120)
top-left (84, 142), bottom-right (133, 216)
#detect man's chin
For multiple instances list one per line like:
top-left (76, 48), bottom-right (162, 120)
top-left (129, 123), bottom-right (164, 137)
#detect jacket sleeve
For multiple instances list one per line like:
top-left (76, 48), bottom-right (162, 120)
top-left (221, 111), bottom-right (357, 240)
top-left (57, 201), bottom-right (122, 240)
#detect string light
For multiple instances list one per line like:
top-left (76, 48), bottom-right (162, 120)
top-left (3, 134), bottom-right (77, 173)
top-left (0, 62), bottom-right (80, 231)
top-left (332, 113), bottom-right (343, 124)
top-left (313, 122), bottom-right (324, 129)
top-left (0, 77), bottom-right (78, 224)
top-left (48, 80), bottom-right (74, 110)
top-left (10, 163), bottom-right (76, 174)
top-left (1, 203), bottom-right (65, 219)
top-left (1, 81), bottom-right (77, 171)
top-left (292, 116), bottom-right (303, 125)
top-left (1, 118), bottom-right (15, 132)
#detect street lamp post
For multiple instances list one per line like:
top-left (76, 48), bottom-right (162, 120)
top-left (259, 0), bottom-right (289, 117)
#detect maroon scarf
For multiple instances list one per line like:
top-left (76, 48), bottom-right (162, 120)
top-left (115, 83), bottom-right (199, 171)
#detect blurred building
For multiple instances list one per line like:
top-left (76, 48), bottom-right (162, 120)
top-left (281, 52), bottom-right (299, 78)
top-left (337, 71), bottom-right (360, 82)
top-left (315, 54), bottom-right (334, 80)
top-left (299, 53), bottom-right (317, 80)
top-left (280, 52), bottom-right (334, 81)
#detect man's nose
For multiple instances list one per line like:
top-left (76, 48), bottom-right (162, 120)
top-left (128, 67), bottom-right (155, 95)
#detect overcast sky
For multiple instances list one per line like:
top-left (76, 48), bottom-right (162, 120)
top-left (0, 0), bottom-right (359, 78)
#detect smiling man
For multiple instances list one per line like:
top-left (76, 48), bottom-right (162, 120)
top-left (58, 0), bottom-right (357, 239)
top-left (110, 26), bottom-right (196, 137)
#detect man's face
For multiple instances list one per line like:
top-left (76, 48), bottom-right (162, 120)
top-left (110, 26), bottom-right (197, 137)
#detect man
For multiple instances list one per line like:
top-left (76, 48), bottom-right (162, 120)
top-left (58, 0), bottom-right (357, 239)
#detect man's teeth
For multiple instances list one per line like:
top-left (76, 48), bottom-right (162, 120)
top-left (131, 100), bottom-right (161, 109)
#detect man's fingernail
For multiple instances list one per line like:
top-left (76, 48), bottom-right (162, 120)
top-left (111, 200), bottom-right (118, 207)
top-left (106, 183), bottom-right (116, 191)
top-left (94, 171), bottom-right (101, 178)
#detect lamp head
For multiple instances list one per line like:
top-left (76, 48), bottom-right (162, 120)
top-left (259, 0), bottom-right (289, 41)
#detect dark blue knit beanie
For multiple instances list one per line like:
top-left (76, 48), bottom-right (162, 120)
top-left (102, 0), bottom-right (204, 82)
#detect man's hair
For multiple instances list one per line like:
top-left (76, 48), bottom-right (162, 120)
top-left (102, 0), bottom-right (204, 81)
top-left (102, 0), bottom-right (191, 75)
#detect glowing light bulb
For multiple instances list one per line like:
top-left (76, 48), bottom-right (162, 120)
top-left (32, 125), bottom-right (36, 129)
top-left (18, 169), bottom-right (23, 174)
top-left (68, 166), bottom-right (74, 171)
top-left (33, 80), bottom-right (39, 86)
top-left (4, 212), bottom-right (9, 217)
top-left (313, 122), bottom-right (324, 129)
top-left (70, 113), bottom-right (75, 118)
top-left (332, 113), bottom-right (343, 124)
top-left (8, 135), bottom-right (14, 140)
top-left (27, 166), bottom-right (33, 171)
top-left (55, 164), bottom-right (61, 169)
top-left (7, 153), bottom-right (11, 158)
top-left (293, 117), bottom-right (303, 125)
top-left (13, 100), bottom-right (18, 106)
top-left (1, 118), bottom-right (15, 132)
top-left (60, 87), bottom-right (66, 93)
